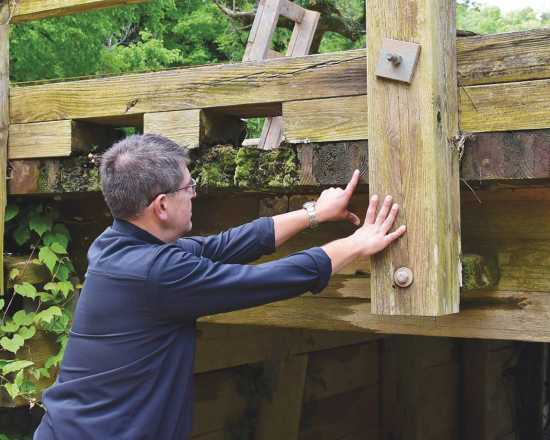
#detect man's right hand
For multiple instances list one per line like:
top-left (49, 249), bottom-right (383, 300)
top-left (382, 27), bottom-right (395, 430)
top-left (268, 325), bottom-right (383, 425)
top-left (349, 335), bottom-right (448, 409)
top-left (351, 194), bottom-right (406, 258)
top-left (321, 194), bottom-right (406, 275)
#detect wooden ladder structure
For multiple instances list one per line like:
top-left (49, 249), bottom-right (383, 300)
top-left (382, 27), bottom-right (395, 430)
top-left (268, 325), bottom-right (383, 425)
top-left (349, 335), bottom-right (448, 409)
top-left (243, 0), bottom-right (319, 150)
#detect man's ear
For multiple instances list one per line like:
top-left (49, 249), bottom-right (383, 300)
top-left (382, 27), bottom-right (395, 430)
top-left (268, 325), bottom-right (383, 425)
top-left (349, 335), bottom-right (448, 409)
top-left (151, 195), bottom-right (169, 221)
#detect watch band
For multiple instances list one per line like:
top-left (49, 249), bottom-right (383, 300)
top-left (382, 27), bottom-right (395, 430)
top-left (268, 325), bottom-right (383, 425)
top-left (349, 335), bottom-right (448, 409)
top-left (303, 201), bottom-right (318, 229)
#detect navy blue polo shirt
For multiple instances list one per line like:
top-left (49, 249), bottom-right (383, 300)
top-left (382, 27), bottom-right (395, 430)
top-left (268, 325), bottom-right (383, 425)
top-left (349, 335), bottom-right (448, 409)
top-left (34, 217), bottom-right (331, 440)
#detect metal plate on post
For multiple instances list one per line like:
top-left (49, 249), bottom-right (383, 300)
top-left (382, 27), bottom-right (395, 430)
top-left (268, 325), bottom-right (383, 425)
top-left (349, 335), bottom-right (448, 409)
top-left (375, 38), bottom-right (421, 84)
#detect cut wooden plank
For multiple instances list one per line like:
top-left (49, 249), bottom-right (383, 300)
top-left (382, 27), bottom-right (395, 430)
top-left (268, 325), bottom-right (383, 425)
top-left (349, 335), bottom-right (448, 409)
top-left (0, 1), bottom-right (8, 295)
top-left (243, 0), bottom-right (282, 63)
top-left (8, 120), bottom-right (122, 159)
top-left (246, 1), bottom-right (319, 149)
top-left (12, 0), bottom-right (146, 23)
top-left (145, 110), bottom-right (246, 148)
top-left (144, 109), bottom-right (201, 149)
top-left (194, 323), bottom-right (381, 374)
top-left (460, 78), bottom-right (550, 133)
top-left (254, 354), bottom-right (308, 440)
top-left (284, 96), bottom-right (367, 143)
top-left (200, 289), bottom-right (550, 342)
top-left (279, 0), bottom-right (306, 23)
top-left (10, 50), bottom-right (366, 124)
top-left (367, 0), bottom-right (461, 315)
top-left (457, 28), bottom-right (550, 86)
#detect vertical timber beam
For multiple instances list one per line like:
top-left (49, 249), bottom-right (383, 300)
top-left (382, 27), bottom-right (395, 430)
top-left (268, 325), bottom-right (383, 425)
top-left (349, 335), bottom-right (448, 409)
top-left (0, 2), bottom-right (8, 294)
top-left (367, 0), bottom-right (461, 316)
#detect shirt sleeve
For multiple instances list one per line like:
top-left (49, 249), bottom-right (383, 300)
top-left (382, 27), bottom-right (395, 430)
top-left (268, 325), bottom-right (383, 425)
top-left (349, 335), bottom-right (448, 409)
top-left (175, 217), bottom-right (275, 264)
top-left (148, 245), bottom-right (332, 322)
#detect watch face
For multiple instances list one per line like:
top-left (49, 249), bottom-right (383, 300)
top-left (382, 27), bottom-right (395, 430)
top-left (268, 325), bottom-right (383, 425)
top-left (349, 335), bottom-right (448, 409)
top-left (303, 201), bottom-right (315, 209)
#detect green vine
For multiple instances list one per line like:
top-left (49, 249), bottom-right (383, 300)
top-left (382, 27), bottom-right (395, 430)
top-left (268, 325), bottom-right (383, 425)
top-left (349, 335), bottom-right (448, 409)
top-left (0, 202), bottom-right (79, 406)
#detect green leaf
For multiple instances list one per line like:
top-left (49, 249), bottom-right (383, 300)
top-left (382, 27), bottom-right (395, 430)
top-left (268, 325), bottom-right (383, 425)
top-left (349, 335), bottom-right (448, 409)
top-left (0, 334), bottom-right (24, 353)
top-left (38, 246), bottom-right (58, 273)
top-left (14, 224), bottom-right (31, 246)
top-left (1, 320), bottom-right (20, 333)
top-left (13, 310), bottom-right (35, 327)
top-left (53, 223), bottom-right (70, 239)
top-left (14, 282), bottom-right (38, 300)
top-left (56, 264), bottom-right (70, 281)
top-left (58, 281), bottom-right (74, 298)
top-left (50, 242), bottom-right (67, 255)
top-left (5, 205), bottom-right (19, 222)
top-left (2, 360), bottom-right (34, 375)
top-left (17, 326), bottom-right (36, 340)
top-left (4, 381), bottom-right (20, 400)
top-left (29, 212), bottom-right (53, 237)
top-left (34, 306), bottom-right (62, 325)
top-left (0, 299), bottom-right (4, 310)
top-left (9, 268), bottom-right (20, 280)
top-left (38, 291), bottom-right (54, 302)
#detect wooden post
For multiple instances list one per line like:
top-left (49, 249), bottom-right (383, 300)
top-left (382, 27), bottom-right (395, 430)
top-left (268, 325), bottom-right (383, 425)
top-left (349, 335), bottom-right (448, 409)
top-left (367, 0), bottom-right (461, 315)
top-left (0, 2), bottom-right (9, 295)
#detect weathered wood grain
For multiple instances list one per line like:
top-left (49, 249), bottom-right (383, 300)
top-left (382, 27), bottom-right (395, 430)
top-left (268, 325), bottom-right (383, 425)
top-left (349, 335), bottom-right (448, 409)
top-left (9, 29), bottom-right (550, 127)
top-left (367, 0), bottom-right (460, 316)
top-left (8, 120), bottom-right (122, 159)
top-left (457, 28), bottom-right (550, 86)
top-left (284, 96), bottom-right (367, 143)
top-left (10, 50), bottom-right (366, 124)
top-left (194, 323), bottom-right (380, 374)
top-left (201, 289), bottom-right (550, 342)
top-left (144, 110), bottom-right (201, 149)
top-left (12, 0), bottom-right (146, 23)
top-left (460, 78), bottom-right (550, 133)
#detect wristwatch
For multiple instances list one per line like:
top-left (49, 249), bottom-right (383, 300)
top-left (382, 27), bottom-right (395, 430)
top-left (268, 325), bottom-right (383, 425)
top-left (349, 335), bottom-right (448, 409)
top-left (302, 201), bottom-right (319, 229)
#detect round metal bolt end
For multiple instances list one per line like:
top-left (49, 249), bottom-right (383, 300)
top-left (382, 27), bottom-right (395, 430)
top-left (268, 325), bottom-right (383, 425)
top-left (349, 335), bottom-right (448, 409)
top-left (394, 267), bottom-right (413, 288)
top-left (385, 53), bottom-right (402, 66)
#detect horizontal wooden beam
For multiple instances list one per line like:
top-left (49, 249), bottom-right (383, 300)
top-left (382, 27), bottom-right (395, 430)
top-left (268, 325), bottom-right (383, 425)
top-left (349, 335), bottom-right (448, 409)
top-left (8, 120), bottom-right (122, 159)
top-left (284, 83), bottom-right (550, 142)
top-left (10, 29), bottom-right (550, 126)
top-left (201, 290), bottom-right (550, 342)
top-left (194, 322), bottom-right (378, 373)
top-left (12, 0), bottom-right (146, 23)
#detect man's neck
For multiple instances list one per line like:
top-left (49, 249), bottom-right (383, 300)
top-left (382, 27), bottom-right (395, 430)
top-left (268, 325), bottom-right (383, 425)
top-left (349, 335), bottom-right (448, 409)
top-left (127, 217), bottom-right (175, 243)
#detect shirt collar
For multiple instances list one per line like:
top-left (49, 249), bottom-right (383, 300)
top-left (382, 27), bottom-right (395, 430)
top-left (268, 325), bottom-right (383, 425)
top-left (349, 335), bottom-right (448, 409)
top-left (111, 219), bottom-right (165, 245)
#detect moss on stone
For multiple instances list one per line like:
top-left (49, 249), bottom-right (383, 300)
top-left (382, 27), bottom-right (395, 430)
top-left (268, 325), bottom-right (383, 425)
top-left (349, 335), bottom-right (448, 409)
top-left (190, 145), bottom-right (237, 187)
top-left (462, 254), bottom-right (500, 291)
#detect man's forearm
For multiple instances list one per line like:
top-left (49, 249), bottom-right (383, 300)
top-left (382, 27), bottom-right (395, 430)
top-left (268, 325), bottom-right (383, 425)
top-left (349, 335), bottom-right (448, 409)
top-left (272, 209), bottom-right (310, 248)
top-left (321, 236), bottom-right (361, 275)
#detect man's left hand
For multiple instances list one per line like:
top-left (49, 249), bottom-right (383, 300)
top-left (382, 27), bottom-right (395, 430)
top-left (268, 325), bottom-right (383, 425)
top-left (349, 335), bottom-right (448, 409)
top-left (315, 170), bottom-right (361, 226)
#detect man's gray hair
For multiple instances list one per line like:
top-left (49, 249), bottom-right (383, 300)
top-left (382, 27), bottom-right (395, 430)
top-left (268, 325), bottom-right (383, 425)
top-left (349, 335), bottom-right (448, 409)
top-left (100, 134), bottom-right (190, 220)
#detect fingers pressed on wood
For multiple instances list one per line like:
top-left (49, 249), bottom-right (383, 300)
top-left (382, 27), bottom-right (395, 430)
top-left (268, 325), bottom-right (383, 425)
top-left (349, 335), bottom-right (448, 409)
top-left (365, 195), bottom-right (378, 224)
top-left (382, 203), bottom-right (399, 233)
top-left (375, 195), bottom-right (393, 225)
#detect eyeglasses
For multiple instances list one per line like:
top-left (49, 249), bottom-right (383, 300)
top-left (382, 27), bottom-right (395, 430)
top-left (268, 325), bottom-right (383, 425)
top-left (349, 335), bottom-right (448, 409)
top-left (148, 178), bottom-right (197, 205)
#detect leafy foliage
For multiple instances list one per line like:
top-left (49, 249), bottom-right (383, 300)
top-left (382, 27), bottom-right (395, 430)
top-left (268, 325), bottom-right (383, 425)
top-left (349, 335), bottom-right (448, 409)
top-left (1, 203), bottom-right (78, 405)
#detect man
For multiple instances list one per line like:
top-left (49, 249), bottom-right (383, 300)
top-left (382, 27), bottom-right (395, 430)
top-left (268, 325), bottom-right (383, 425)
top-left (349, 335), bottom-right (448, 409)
top-left (34, 134), bottom-right (405, 439)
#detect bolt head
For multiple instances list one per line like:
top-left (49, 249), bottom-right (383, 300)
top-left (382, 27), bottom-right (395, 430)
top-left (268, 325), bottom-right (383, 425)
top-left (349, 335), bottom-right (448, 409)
top-left (394, 267), bottom-right (413, 288)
